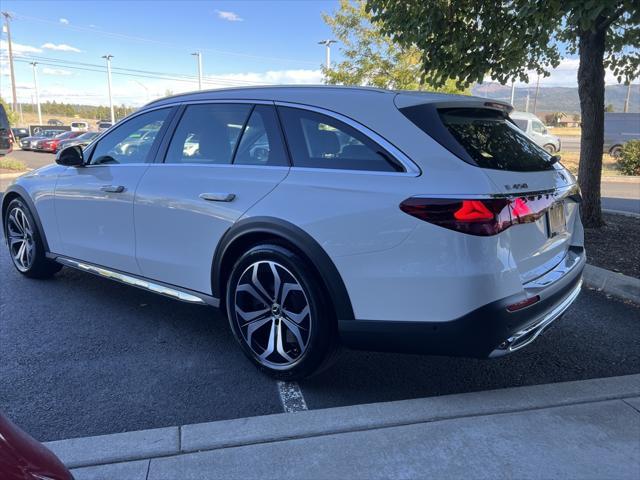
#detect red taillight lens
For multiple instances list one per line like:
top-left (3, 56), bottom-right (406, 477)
top-left (400, 197), bottom-right (511, 236)
top-left (506, 295), bottom-right (540, 312)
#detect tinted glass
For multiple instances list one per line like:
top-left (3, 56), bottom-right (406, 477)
top-left (438, 108), bottom-right (555, 171)
top-left (532, 120), bottom-right (546, 133)
top-left (512, 119), bottom-right (528, 131)
top-left (278, 107), bottom-right (402, 172)
top-left (165, 104), bottom-right (251, 164)
top-left (90, 108), bottom-right (169, 165)
top-left (234, 105), bottom-right (288, 167)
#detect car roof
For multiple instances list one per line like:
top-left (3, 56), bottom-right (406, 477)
top-left (143, 85), bottom-right (510, 112)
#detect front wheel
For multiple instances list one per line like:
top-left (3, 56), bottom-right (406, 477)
top-left (543, 144), bottom-right (556, 154)
top-left (226, 244), bottom-right (338, 379)
top-left (4, 198), bottom-right (62, 278)
top-left (610, 145), bottom-right (623, 158)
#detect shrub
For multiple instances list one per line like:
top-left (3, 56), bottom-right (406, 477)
top-left (618, 140), bottom-right (640, 176)
top-left (0, 158), bottom-right (27, 171)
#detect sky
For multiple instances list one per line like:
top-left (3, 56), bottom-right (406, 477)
top-left (0, 0), bottom-right (631, 107)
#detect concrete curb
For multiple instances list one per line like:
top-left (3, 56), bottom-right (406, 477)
top-left (583, 264), bottom-right (640, 304)
top-left (603, 208), bottom-right (640, 218)
top-left (44, 374), bottom-right (640, 470)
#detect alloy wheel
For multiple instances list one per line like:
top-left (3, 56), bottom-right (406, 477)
top-left (6, 207), bottom-right (35, 272)
top-left (234, 260), bottom-right (312, 368)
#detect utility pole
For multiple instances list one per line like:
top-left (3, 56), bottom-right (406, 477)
top-left (623, 81), bottom-right (632, 113)
top-left (510, 81), bottom-right (516, 107)
top-left (525, 90), bottom-right (530, 113)
top-left (29, 62), bottom-right (42, 124)
top-left (318, 39), bottom-right (337, 69)
top-left (191, 52), bottom-right (203, 90)
top-left (102, 54), bottom-right (115, 124)
top-left (2, 12), bottom-right (18, 112)
top-left (532, 75), bottom-right (540, 114)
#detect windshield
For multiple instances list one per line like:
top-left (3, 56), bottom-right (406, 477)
top-left (78, 132), bottom-right (98, 140)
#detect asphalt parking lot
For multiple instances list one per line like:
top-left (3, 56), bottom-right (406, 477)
top-left (1, 235), bottom-right (639, 442)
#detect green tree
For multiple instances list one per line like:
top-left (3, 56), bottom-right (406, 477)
top-left (322, 0), bottom-right (467, 93)
top-left (1, 97), bottom-right (19, 125)
top-left (366, 0), bottom-right (639, 227)
top-left (605, 104), bottom-right (615, 112)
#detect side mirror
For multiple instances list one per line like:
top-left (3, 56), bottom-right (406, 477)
top-left (56, 145), bottom-right (84, 167)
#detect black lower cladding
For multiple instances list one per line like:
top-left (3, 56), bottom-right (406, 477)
top-left (339, 262), bottom-right (584, 358)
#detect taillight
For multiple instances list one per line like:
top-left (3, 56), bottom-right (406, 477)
top-left (400, 194), bottom-right (556, 236)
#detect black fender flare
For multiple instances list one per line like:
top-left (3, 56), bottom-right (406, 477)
top-left (211, 216), bottom-right (355, 321)
top-left (1, 184), bottom-right (50, 252)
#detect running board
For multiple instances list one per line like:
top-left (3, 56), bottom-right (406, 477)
top-left (53, 256), bottom-right (219, 307)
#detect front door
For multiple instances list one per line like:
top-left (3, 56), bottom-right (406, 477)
top-left (54, 108), bottom-right (173, 273)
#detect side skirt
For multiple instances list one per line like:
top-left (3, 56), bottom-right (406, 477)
top-left (49, 254), bottom-right (220, 307)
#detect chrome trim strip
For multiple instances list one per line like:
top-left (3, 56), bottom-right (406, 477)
top-left (490, 279), bottom-right (583, 357)
top-left (274, 101), bottom-right (421, 177)
top-left (55, 256), bottom-right (219, 307)
top-left (412, 184), bottom-right (578, 200)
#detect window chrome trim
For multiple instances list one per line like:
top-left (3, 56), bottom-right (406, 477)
top-left (274, 101), bottom-right (421, 176)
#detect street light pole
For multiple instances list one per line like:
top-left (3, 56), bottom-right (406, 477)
top-left (2, 12), bottom-right (18, 112)
top-left (318, 39), bottom-right (337, 69)
top-left (102, 54), bottom-right (115, 124)
top-left (623, 81), bottom-right (632, 113)
top-left (532, 75), bottom-right (540, 114)
top-left (510, 81), bottom-right (516, 107)
top-left (29, 62), bottom-right (42, 124)
top-left (191, 52), bottom-right (203, 90)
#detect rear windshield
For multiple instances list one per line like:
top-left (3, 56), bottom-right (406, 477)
top-left (400, 106), bottom-right (556, 172)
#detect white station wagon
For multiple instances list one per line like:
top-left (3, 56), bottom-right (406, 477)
top-left (2, 86), bottom-right (585, 378)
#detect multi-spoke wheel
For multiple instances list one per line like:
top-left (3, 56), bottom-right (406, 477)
top-left (3, 198), bottom-right (61, 278)
top-left (226, 244), bottom-right (338, 379)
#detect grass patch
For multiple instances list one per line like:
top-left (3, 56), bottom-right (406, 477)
top-left (0, 157), bottom-right (27, 172)
top-left (557, 152), bottom-right (620, 176)
top-left (549, 127), bottom-right (581, 136)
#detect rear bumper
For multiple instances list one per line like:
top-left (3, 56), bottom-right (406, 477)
top-left (338, 247), bottom-right (585, 358)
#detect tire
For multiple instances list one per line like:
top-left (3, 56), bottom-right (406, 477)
top-left (225, 244), bottom-right (338, 379)
top-left (610, 145), bottom-right (623, 158)
top-left (4, 198), bottom-right (62, 278)
top-left (543, 144), bottom-right (556, 154)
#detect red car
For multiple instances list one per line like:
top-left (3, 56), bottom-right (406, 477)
top-left (35, 131), bottom-right (83, 153)
top-left (0, 413), bottom-right (73, 480)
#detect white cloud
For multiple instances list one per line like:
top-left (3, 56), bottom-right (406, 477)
top-left (59, 18), bottom-right (69, 25)
top-left (215, 10), bottom-right (243, 22)
top-left (42, 67), bottom-right (73, 76)
top-left (209, 69), bottom-right (323, 86)
top-left (41, 42), bottom-right (82, 53)
top-left (0, 39), bottom-right (42, 55)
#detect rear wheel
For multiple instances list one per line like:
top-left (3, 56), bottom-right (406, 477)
top-left (610, 145), bottom-right (623, 158)
top-left (4, 198), bottom-right (61, 278)
top-left (226, 244), bottom-right (338, 379)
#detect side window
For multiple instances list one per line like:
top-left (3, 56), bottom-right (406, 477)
top-left (532, 120), bottom-right (545, 134)
top-left (278, 107), bottom-right (402, 172)
top-left (512, 119), bottom-right (528, 131)
top-left (234, 105), bottom-right (288, 167)
top-left (165, 104), bottom-right (251, 164)
top-left (90, 109), bottom-right (169, 165)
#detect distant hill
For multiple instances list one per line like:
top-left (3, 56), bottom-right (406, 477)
top-left (472, 83), bottom-right (639, 114)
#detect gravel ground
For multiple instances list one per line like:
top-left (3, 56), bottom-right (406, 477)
top-left (584, 213), bottom-right (640, 278)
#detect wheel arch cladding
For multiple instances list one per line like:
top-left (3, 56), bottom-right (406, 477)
top-left (212, 217), bottom-right (355, 321)
top-left (1, 185), bottom-right (50, 252)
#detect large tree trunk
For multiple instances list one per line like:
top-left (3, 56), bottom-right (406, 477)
top-left (577, 28), bottom-right (606, 228)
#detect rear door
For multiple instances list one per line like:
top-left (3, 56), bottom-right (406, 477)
top-left (134, 102), bottom-right (290, 294)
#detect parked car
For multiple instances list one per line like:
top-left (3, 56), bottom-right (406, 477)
top-left (70, 121), bottom-right (89, 132)
top-left (0, 412), bottom-right (73, 480)
top-left (47, 119), bottom-right (64, 126)
top-left (510, 111), bottom-right (561, 154)
top-left (2, 86), bottom-right (585, 379)
top-left (98, 121), bottom-right (112, 131)
top-left (604, 112), bottom-right (640, 157)
top-left (20, 130), bottom-right (62, 151)
top-left (12, 127), bottom-right (30, 141)
top-left (0, 104), bottom-right (13, 156)
top-left (56, 131), bottom-right (100, 152)
top-left (35, 131), bottom-right (84, 153)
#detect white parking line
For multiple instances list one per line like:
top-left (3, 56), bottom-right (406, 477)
top-left (277, 381), bottom-right (308, 413)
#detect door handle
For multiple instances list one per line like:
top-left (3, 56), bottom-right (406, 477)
top-left (100, 185), bottom-right (125, 193)
top-left (199, 192), bottom-right (236, 202)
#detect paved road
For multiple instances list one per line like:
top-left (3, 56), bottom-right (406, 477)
top-left (1, 239), bottom-right (639, 442)
top-left (6, 149), bottom-right (56, 170)
top-left (558, 135), bottom-right (580, 153)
